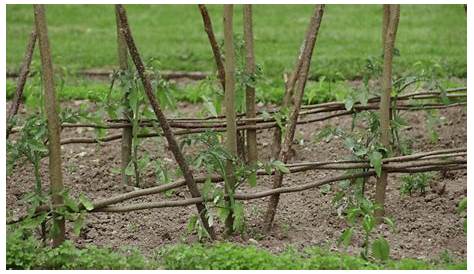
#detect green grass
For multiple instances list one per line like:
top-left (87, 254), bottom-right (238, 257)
top-left (7, 4), bottom-right (467, 80)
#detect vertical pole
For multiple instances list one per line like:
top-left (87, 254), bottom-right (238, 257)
top-left (263, 5), bottom-right (325, 231)
top-left (223, 4), bottom-right (237, 235)
top-left (375, 4), bottom-right (400, 217)
top-left (115, 6), bottom-right (133, 188)
top-left (115, 5), bottom-right (215, 239)
top-left (6, 29), bottom-right (37, 139)
top-left (198, 4), bottom-right (226, 91)
top-left (271, 30), bottom-right (306, 160)
top-left (243, 5), bottom-right (257, 181)
top-left (33, 4), bottom-right (65, 247)
top-left (382, 5), bottom-right (390, 51)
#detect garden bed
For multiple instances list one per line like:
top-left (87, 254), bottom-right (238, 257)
top-left (6, 100), bottom-right (467, 261)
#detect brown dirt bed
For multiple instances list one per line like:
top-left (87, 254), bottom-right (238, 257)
top-left (6, 97), bottom-right (467, 261)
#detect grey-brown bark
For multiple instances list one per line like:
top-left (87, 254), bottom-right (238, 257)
top-left (198, 4), bottom-right (226, 91)
top-left (9, 148), bottom-right (464, 224)
top-left (54, 95), bottom-right (465, 146)
top-left (382, 5), bottom-right (390, 51)
top-left (223, 4), bottom-right (238, 235)
top-left (271, 24), bottom-right (308, 160)
top-left (115, 4), bottom-right (216, 239)
top-left (243, 5), bottom-right (258, 180)
top-left (115, 6), bottom-right (133, 187)
top-left (375, 4), bottom-right (400, 217)
top-left (263, 4), bottom-right (325, 231)
top-left (6, 29), bottom-right (37, 139)
top-left (33, 4), bottom-right (65, 247)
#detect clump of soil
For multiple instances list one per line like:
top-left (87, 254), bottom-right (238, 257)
top-left (6, 97), bottom-right (466, 261)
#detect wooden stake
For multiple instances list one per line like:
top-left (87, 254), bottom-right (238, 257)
top-left (271, 22), bottom-right (307, 160)
top-left (263, 5), bottom-right (325, 231)
top-left (243, 5), bottom-right (258, 181)
top-left (33, 4), bottom-right (65, 247)
top-left (115, 6), bottom-right (133, 187)
top-left (198, 4), bottom-right (226, 91)
top-left (223, 4), bottom-right (238, 235)
top-left (382, 5), bottom-right (390, 51)
top-left (115, 5), bottom-right (216, 239)
top-left (375, 4), bottom-right (400, 217)
top-left (6, 29), bottom-right (37, 139)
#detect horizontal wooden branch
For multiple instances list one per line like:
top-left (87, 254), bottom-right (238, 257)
top-left (10, 89), bottom-right (466, 139)
top-left (7, 148), bottom-right (465, 224)
top-left (96, 162), bottom-right (466, 213)
top-left (55, 100), bottom-right (465, 145)
top-left (96, 171), bottom-right (376, 212)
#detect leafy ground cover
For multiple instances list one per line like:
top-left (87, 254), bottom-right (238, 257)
top-left (7, 224), bottom-right (466, 270)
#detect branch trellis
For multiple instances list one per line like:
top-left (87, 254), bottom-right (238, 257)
top-left (7, 4), bottom-right (467, 245)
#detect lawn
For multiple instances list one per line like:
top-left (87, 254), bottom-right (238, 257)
top-left (6, 4), bottom-right (467, 80)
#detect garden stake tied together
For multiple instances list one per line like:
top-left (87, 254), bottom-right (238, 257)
top-left (7, 88), bottom-right (466, 142)
top-left (8, 147), bottom-right (465, 224)
top-left (6, 4), bottom-right (467, 249)
top-left (376, 4), bottom-right (400, 218)
top-left (115, 4), bottom-right (216, 240)
top-left (264, 4), bottom-right (325, 231)
top-left (33, 4), bottom-right (65, 247)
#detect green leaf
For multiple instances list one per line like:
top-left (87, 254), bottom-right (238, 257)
top-left (362, 214), bottom-right (375, 234)
top-left (124, 161), bottom-right (135, 176)
top-left (354, 147), bottom-right (368, 157)
top-left (346, 207), bottom-right (361, 224)
top-left (338, 227), bottom-right (354, 247)
top-left (369, 150), bottom-right (383, 177)
top-left (50, 220), bottom-right (60, 238)
top-left (218, 207), bottom-right (231, 224)
top-left (73, 214), bottom-right (85, 235)
top-left (233, 202), bottom-right (245, 232)
top-left (383, 217), bottom-right (396, 231)
top-left (110, 167), bottom-right (121, 174)
top-left (79, 194), bottom-right (94, 211)
top-left (202, 96), bottom-right (218, 117)
top-left (357, 90), bottom-right (369, 106)
top-left (248, 173), bottom-right (257, 187)
top-left (372, 237), bottom-right (390, 261)
top-left (458, 197), bottom-right (467, 213)
top-left (187, 215), bottom-right (198, 233)
top-left (201, 179), bottom-right (214, 200)
top-left (344, 137), bottom-right (356, 151)
top-left (63, 194), bottom-right (79, 213)
top-left (344, 96), bottom-right (354, 111)
top-left (320, 184), bottom-right (331, 195)
top-left (272, 160), bottom-right (290, 174)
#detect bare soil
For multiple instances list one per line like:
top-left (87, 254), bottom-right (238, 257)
top-left (6, 96), bottom-right (467, 261)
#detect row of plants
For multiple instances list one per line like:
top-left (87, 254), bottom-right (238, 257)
top-left (7, 222), bottom-right (467, 270)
